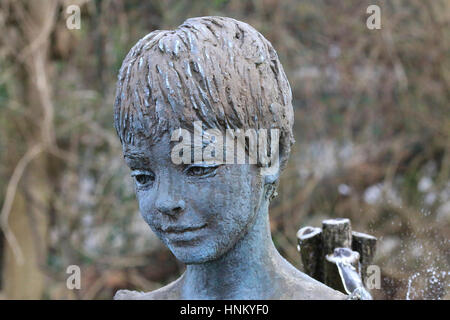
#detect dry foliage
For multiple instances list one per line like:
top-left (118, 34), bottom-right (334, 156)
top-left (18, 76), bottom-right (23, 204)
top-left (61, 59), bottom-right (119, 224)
top-left (0, 0), bottom-right (448, 299)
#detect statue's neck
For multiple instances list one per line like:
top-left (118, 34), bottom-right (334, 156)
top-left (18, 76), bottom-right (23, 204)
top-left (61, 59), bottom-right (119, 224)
top-left (180, 201), bottom-right (282, 299)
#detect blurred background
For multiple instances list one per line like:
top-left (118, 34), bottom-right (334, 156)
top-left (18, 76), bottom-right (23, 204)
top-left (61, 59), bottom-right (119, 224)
top-left (0, 0), bottom-right (448, 300)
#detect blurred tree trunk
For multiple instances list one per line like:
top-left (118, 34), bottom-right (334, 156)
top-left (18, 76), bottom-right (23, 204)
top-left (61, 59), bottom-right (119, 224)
top-left (1, 0), bottom-right (58, 299)
top-left (2, 160), bottom-right (50, 299)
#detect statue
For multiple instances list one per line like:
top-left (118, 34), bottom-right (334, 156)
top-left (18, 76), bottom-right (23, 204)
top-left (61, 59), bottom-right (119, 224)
top-left (113, 16), bottom-right (345, 300)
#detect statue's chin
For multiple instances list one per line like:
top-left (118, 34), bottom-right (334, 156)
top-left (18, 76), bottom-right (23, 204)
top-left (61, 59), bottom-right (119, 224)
top-left (166, 242), bottom-right (219, 264)
top-left (162, 226), bottom-right (252, 265)
top-left (170, 250), bottom-right (219, 265)
top-left (178, 257), bottom-right (213, 265)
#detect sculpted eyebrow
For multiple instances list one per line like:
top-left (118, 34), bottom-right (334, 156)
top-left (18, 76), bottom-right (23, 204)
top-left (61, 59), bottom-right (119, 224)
top-left (124, 154), bottom-right (150, 166)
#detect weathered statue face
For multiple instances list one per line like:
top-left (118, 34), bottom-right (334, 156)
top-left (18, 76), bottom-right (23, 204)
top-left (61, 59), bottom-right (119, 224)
top-left (113, 17), bottom-right (346, 300)
top-left (123, 132), bottom-right (265, 264)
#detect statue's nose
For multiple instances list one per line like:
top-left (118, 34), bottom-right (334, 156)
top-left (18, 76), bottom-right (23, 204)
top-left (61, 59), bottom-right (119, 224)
top-left (155, 198), bottom-right (186, 217)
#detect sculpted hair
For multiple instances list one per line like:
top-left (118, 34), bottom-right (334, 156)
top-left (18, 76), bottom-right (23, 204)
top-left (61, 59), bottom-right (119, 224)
top-left (114, 16), bottom-right (294, 170)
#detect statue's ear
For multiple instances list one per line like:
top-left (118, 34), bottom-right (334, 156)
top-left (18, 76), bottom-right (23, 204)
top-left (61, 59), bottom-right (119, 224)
top-left (262, 135), bottom-right (290, 185)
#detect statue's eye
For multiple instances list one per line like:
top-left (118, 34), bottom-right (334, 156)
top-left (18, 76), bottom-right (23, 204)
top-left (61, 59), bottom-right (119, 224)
top-left (131, 171), bottom-right (155, 186)
top-left (185, 165), bottom-right (218, 177)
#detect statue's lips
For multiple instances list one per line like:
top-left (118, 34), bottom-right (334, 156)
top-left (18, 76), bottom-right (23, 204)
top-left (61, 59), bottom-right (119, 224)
top-left (161, 223), bottom-right (207, 233)
top-left (161, 224), bottom-right (207, 244)
top-left (160, 223), bottom-right (206, 241)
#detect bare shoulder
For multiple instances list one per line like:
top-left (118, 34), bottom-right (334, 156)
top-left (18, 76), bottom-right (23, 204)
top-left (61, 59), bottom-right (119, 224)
top-left (274, 256), bottom-right (347, 300)
top-left (290, 273), bottom-right (347, 300)
top-left (114, 276), bottom-right (183, 300)
top-left (113, 260), bottom-right (347, 300)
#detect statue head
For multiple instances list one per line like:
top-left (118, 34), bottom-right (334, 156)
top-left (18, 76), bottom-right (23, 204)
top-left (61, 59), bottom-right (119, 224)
top-left (114, 16), bottom-right (294, 264)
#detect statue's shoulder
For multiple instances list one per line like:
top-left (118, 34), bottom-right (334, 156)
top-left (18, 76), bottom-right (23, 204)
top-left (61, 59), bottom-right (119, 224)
top-left (114, 276), bottom-right (183, 300)
top-left (275, 256), bottom-right (347, 300)
top-left (113, 289), bottom-right (146, 300)
top-left (288, 271), bottom-right (347, 300)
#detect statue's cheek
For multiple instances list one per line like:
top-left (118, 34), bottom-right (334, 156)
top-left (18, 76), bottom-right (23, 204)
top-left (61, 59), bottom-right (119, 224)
top-left (136, 192), bottom-right (157, 218)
